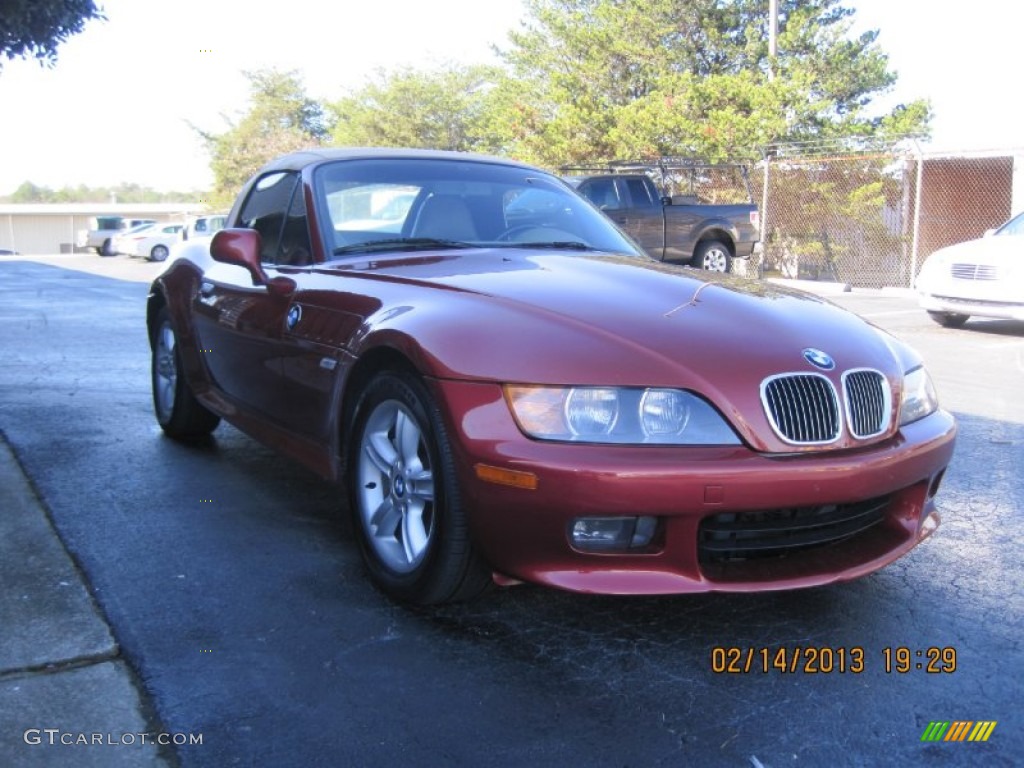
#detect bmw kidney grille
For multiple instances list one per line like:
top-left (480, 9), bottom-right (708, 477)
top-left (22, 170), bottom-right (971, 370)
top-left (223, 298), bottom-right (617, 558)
top-left (761, 370), bottom-right (889, 445)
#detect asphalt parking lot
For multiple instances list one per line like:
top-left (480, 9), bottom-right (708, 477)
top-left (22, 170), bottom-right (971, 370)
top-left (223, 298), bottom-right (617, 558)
top-left (0, 253), bottom-right (1020, 767)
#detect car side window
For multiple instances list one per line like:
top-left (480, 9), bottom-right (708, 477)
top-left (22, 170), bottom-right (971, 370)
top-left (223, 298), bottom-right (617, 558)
top-left (580, 179), bottom-right (621, 211)
top-left (238, 171), bottom-right (301, 265)
top-left (625, 178), bottom-right (655, 207)
top-left (278, 185), bottom-right (313, 266)
top-left (996, 212), bottom-right (1024, 237)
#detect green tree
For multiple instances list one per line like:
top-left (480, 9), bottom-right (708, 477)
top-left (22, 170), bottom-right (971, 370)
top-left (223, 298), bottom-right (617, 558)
top-left (4, 180), bottom-right (200, 204)
top-left (331, 64), bottom-right (501, 152)
top-left (490, 0), bottom-right (930, 165)
top-left (0, 0), bottom-right (104, 68)
top-left (10, 181), bottom-right (50, 202)
top-left (197, 69), bottom-right (330, 207)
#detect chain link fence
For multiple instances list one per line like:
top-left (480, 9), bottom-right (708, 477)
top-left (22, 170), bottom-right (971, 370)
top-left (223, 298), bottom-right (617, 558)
top-left (745, 140), bottom-right (1023, 287)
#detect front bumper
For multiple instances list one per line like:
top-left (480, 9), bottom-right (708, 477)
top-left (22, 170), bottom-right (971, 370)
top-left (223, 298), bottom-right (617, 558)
top-left (735, 240), bottom-right (759, 259)
top-left (433, 379), bottom-right (957, 595)
top-left (918, 291), bottom-right (1024, 321)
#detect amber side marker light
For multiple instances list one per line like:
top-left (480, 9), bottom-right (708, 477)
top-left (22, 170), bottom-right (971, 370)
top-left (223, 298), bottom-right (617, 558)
top-left (474, 463), bottom-right (539, 490)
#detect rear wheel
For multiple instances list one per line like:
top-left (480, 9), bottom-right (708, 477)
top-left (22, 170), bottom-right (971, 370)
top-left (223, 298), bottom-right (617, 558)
top-left (151, 307), bottom-right (220, 439)
top-left (927, 311), bottom-right (969, 328)
top-left (693, 240), bottom-right (732, 273)
top-left (150, 244), bottom-right (169, 262)
top-left (100, 239), bottom-right (115, 257)
top-left (348, 369), bottom-right (489, 605)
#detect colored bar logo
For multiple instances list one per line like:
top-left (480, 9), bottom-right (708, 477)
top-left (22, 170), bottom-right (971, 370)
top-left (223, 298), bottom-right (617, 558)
top-left (921, 721), bottom-right (997, 742)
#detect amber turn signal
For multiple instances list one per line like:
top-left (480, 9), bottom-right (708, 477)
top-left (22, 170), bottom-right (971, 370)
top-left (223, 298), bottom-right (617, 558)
top-left (474, 463), bottom-right (539, 490)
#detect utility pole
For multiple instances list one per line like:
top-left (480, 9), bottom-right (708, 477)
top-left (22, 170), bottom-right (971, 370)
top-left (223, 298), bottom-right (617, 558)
top-left (760, 0), bottom-right (779, 279)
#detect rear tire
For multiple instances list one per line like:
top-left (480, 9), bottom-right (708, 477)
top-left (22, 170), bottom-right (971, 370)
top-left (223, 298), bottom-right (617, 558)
top-left (693, 240), bottom-right (732, 273)
top-left (927, 311), bottom-right (969, 328)
top-left (151, 244), bottom-right (169, 262)
top-left (151, 307), bottom-right (220, 439)
top-left (100, 239), bottom-right (115, 257)
top-left (347, 369), bottom-right (490, 605)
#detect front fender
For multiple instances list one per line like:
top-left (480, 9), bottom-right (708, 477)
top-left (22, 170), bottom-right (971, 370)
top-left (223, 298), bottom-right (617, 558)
top-left (345, 292), bottom-right (702, 389)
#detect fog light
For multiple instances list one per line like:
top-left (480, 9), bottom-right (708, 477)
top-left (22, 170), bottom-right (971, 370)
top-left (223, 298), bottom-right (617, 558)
top-left (570, 516), bottom-right (657, 552)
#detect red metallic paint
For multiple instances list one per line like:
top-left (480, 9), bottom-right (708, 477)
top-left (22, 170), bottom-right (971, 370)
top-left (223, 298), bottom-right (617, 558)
top-left (148, 149), bottom-right (957, 597)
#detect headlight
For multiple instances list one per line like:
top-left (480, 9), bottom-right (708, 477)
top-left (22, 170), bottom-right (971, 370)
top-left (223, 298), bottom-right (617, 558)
top-left (504, 385), bottom-right (740, 445)
top-left (899, 367), bottom-right (939, 425)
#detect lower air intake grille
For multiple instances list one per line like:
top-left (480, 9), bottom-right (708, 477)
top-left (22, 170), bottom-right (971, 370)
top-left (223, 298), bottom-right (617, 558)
top-left (698, 496), bottom-right (890, 562)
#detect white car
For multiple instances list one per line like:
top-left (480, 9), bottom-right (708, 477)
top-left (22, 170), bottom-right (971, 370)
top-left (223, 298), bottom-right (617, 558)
top-left (116, 223), bottom-right (184, 261)
top-left (916, 210), bottom-right (1024, 327)
top-left (183, 214), bottom-right (227, 241)
top-left (78, 217), bottom-right (156, 256)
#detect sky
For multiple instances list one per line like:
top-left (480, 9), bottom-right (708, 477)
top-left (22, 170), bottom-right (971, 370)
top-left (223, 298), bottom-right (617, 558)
top-left (0, 0), bottom-right (1020, 196)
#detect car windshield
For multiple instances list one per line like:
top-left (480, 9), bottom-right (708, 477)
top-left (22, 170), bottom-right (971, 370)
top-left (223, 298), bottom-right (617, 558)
top-left (995, 211), bottom-right (1024, 237)
top-left (314, 158), bottom-right (644, 260)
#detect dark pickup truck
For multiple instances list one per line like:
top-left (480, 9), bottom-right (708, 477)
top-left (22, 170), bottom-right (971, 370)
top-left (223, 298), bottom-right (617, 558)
top-left (564, 169), bottom-right (760, 273)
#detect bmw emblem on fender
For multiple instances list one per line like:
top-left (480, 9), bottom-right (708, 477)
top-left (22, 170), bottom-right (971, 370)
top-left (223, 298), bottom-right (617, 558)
top-left (802, 348), bottom-right (835, 370)
top-left (286, 304), bottom-right (302, 330)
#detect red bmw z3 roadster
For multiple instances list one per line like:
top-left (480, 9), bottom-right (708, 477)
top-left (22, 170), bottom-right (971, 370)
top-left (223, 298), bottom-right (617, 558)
top-left (147, 148), bottom-right (956, 605)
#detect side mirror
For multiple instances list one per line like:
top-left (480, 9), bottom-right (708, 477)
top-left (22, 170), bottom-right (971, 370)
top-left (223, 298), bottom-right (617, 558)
top-left (210, 229), bottom-right (295, 298)
top-left (660, 195), bottom-right (672, 207)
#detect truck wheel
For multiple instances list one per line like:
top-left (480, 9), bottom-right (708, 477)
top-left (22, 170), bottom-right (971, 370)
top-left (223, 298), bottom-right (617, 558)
top-left (694, 240), bottom-right (732, 273)
top-left (100, 239), bottom-right (115, 257)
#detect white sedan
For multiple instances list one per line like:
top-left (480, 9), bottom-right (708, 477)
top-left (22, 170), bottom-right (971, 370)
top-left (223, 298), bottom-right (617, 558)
top-left (116, 223), bottom-right (185, 261)
top-left (916, 211), bottom-right (1024, 328)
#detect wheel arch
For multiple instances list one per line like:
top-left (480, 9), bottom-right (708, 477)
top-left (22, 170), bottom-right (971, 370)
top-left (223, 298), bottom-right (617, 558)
top-left (694, 228), bottom-right (736, 255)
top-left (146, 285), bottom-right (169, 350)
top-left (337, 344), bottom-right (424, 473)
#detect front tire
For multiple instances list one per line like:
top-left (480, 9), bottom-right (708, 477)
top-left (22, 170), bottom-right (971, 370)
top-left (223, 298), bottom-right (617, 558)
top-left (100, 238), bottom-right (115, 257)
top-left (927, 311), bottom-right (969, 328)
top-left (150, 244), bottom-right (169, 262)
top-left (693, 240), bottom-right (732, 272)
top-left (348, 370), bottom-right (489, 605)
top-left (151, 307), bottom-right (220, 439)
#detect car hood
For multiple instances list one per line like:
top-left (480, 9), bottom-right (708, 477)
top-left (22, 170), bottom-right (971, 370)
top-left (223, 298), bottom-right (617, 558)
top-left (320, 249), bottom-right (921, 452)
top-left (322, 250), bottom-right (911, 432)
top-left (922, 235), bottom-right (1021, 268)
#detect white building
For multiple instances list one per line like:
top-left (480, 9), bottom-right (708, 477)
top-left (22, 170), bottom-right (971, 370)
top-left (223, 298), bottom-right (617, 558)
top-left (0, 203), bottom-right (210, 255)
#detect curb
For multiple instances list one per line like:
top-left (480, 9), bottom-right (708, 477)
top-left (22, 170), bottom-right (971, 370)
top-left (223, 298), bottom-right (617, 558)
top-left (0, 433), bottom-right (172, 767)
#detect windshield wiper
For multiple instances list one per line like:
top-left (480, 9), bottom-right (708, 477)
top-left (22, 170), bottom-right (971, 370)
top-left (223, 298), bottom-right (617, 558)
top-left (493, 241), bottom-right (598, 251)
top-left (333, 237), bottom-right (476, 256)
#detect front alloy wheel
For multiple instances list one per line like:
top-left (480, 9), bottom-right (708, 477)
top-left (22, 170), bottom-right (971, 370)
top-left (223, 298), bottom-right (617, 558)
top-left (349, 370), bottom-right (489, 604)
top-left (357, 399), bottom-right (437, 574)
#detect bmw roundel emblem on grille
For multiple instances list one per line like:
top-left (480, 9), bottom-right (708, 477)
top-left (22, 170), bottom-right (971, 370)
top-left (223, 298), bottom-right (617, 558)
top-left (802, 348), bottom-right (835, 370)
top-left (286, 304), bottom-right (302, 330)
